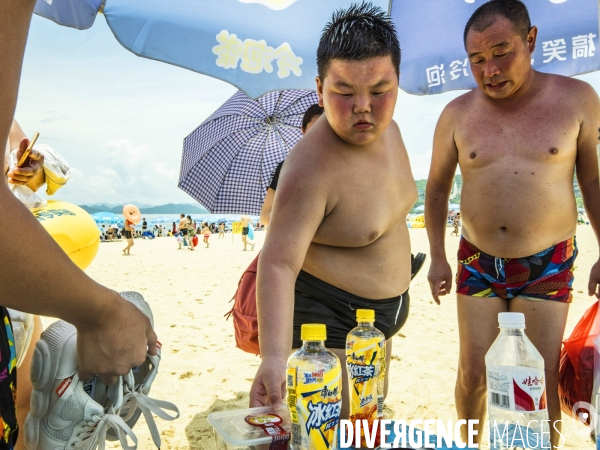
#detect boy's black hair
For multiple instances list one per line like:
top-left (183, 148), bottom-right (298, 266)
top-left (301, 104), bottom-right (324, 131)
top-left (464, 0), bottom-right (531, 48)
top-left (317, 2), bottom-right (400, 80)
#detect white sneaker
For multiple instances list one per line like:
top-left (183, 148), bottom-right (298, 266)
top-left (23, 320), bottom-right (137, 450)
top-left (105, 292), bottom-right (179, 447)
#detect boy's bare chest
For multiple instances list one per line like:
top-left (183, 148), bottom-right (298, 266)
top-left (313, 154), bottom-right (416, 247)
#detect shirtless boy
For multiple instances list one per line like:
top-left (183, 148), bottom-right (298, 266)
top-left (250, 4), bottom-right (417, 418)
top-left (425, 1), bottom-right (600, 446)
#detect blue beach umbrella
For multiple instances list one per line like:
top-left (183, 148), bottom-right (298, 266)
top-left (34, 0), bottom-right (388, 98)
top-left (392, 0), bottom-right (600, 95)
top-left (91, 211), bottom-right (120, 224)
top-left (178, 89), bottom-right (318, 215)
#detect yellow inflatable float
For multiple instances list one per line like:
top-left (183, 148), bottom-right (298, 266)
top-left (408, 214), bottom-right (426, 228)
top-left (31, 200), bottom-right (100, 270)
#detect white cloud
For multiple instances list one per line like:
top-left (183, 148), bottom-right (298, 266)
top-left (56, 140), bottom-right (181, 205)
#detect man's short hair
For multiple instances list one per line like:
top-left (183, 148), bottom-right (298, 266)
top-left (301, 104), bottom-right (324, 131)
top-left (317, 2), bottom-right (400, 80)
top-left (464, 0), bottom-right (531, 48)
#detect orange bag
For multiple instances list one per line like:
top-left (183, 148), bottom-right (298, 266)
top-left (225, 254), bottom-right (259, 355)
top-left (558, 300), bottom-right (600, 424)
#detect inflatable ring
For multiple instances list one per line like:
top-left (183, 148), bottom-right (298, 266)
top-left (123, 204), bottom-right (141, 224)
top-left (32, 200), bottom-right (100, 270)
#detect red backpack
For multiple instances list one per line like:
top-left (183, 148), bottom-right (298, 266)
top-left (225, 254), bottom-right (260, 355)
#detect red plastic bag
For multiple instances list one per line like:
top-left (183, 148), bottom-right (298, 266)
top-left (558, 300), bottom-right (600, 424)
top-left (192, 235), bottom-right (198, 247)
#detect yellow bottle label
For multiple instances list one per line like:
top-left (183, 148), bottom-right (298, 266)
top-left (346, 336), bottom-right (385, 420)
top-left (287, 362), bottom-right (341, 449)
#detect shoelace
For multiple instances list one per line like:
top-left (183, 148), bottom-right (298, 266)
top-left (73, 409), bottom-right (138, 450)
top-left (121, 385), bottom-right (180, 448)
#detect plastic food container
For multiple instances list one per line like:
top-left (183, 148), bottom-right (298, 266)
top-left (207, 406), bottom-right (292, 449)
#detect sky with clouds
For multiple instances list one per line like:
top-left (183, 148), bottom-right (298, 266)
top-left (14, 13), bottom-right (600, 207)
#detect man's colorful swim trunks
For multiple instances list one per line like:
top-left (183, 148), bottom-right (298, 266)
top-left (456, 237), bottom-right (577, 303)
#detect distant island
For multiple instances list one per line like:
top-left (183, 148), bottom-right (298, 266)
top-left (79, 203), bottom-right (211, 215)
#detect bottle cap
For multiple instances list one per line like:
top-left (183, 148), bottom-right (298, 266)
top-left (301, 324), bottom-right (327, 341)
top-left (498, 312), bottom-right (526, 329)
top-left (356, 309), bottom-right (375, 322)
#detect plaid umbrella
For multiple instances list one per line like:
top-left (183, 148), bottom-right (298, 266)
top-left (178, 89), bottom-right (318, 215)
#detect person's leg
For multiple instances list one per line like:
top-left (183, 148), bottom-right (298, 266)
top-left (510, 298), bottom-right (569, 448)
top-left (15, 315), bottom-right (42, 450)
top-left (456, 294), bottom-right (508, 444)
top-left (242, 235), bottom-right (247, 250)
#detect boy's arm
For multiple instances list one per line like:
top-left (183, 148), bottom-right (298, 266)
top-left (0, 0), bottom-right (156, 385)
top-left (250, 154), bottom-right (329, 408)
top-left (425, 105), bottom-right (459, 304)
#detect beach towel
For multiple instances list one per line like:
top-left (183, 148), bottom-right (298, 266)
top-left (225, 254), bottom-right (259, 355)
top-left (248, 223), bottom-right (255, 240)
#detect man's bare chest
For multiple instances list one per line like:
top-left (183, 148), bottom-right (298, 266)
top-left (455, 107), bottom-right (580, 168)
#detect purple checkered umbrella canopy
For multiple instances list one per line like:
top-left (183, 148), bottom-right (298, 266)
top-left (178, 89), bottom-right (318, 215)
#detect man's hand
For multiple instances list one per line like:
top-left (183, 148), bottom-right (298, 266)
top-left (249, 357), bottom-right (287, 408)
top-left (76, 291), bottom-right (158, 386)
top-left (427, 258), bottom-right (453, 305)
top-left (588, 258), bottom-right (600, 299)
top-left (6, 137), bottom-right (44, 186)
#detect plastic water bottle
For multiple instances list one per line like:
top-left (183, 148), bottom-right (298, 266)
top-left (486, 312), bottom-right (551, 449)
top-left (287, 324), bottom-right (342, 450)
top-left (346, 309), bottom-right (386, 447)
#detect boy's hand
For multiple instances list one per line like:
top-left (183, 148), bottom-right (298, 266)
top-left (249, 357), bottom-right (287, 409)
top-left (6, 137), bottom-right (44, 185)
top-left (76, 290), bottom-right (158, 386)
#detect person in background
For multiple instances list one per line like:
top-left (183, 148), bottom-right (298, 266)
top-left (260, 104), bottom-right (323, 227)
top-left (142, 218), bottom-right (147, 233)
top-left (178, 214), bottom-right (188, 246)
top-left (122, 217), bottom-right (135, 255)
top-left (202, 222), bottom-right (211, 248)
top-left (186, 215), bottom-right (195, 251)
top-left (241, 215), bottom-right (255, 251)
top-left (218, 222), bottom-right (225, 239)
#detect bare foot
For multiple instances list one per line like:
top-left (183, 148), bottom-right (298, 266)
top-left (251, 243), bottom-right (255, 250)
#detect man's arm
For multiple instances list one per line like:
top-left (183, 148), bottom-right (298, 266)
top-left (425, 104), bottom-right (459, 304)
top-left (250, 152), bottom-right (329, 408)
top-left (574, 83), bottom-right (600, 298)
top-left (0, 0), bottom-right (156, 384)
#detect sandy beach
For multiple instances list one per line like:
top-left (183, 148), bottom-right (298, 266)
top-left (40, 225), bottom-right (597, 449)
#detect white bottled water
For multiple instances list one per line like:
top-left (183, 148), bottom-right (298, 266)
top-left (486, 313), bottom-right (551, 450)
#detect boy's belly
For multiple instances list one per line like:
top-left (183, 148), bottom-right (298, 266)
top-left (303, 227), bottom-right (411, 300)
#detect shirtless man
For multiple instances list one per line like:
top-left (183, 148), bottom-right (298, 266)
top-left (178, 213), bottom-right (188, 245)
top-left (250, 4), bottom-right (416, 419)
top-left (0, 2), bottom-right (155, 446)
top-left (241, 214), bottom-right (255, 251)
top-left (425, 1), bottom-right (600, 446)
